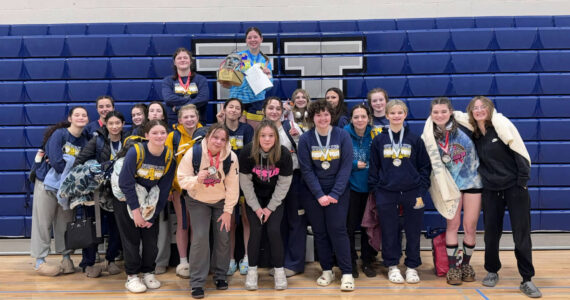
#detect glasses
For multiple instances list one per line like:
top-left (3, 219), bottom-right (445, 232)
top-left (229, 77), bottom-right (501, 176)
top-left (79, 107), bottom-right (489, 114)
top-left (472, 105), bottom-right (488, 111)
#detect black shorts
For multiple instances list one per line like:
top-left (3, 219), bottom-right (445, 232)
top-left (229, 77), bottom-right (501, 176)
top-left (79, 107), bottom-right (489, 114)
top-left (461, 188), bottom-right (483, 194)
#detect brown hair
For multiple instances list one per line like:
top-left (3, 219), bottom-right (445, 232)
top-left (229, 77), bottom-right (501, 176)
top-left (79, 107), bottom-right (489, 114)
top-left (250, 119), bottom-right (281, 166)
top-left (467, 96), bottom-right (495, 138)
top-left (205, 122), bottom-right (230, 142)
top-left (291, 88), bottom-right (311, 126)
top-left (325, 87), bottom-right (347, 125)
top-left (96, 95), bottom-right (115, 108)
top-left (307, 99), bottom-right (334, 128)
top-left (430, 97), bottom-right (458, 140)
top-left (143, 119), bottom-right (168, 135)
top-left (366, 88), bottom-right (388, 112)
top-left (171, 47), bottom-right (195, 80)
top-left (350, 104), bottom-right (372, 125)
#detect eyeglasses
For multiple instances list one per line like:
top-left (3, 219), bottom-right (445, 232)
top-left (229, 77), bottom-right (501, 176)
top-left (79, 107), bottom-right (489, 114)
top-left (472, 105), bottom-right (488, 111)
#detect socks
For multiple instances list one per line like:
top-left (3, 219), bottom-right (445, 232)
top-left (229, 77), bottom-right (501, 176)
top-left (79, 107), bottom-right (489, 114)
top-left (462, 242), bottom-right (475, 265)
top-left (35, 258), bottom-right (46, 269)
top-left (446, 244), bottom-right (459, 269)
top-left (180, 257), bottom-right (188, 265)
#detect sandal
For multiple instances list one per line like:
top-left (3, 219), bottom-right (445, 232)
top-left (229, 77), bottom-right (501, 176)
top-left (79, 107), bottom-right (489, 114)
top-left (405, 268), bottom-right (420, 284)
top-left (388, 266), bottom-right (404, 284)
top-left (316, 270), bottom-right (334, 286)
top-left (340, 274), bottom-right (355, 291)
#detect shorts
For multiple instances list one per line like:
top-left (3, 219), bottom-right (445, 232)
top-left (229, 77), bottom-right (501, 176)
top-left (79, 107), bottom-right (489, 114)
top-left (243, 101), bottom-right (264, 121)
top-left (461, 188), bottom-right (483, 194)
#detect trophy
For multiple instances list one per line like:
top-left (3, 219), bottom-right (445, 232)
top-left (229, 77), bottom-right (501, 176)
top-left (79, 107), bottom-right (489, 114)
top-left (217, 53), bottom-right (244, 87)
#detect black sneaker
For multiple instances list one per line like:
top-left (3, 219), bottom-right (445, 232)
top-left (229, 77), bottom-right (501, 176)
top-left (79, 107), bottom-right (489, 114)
top-left (362, 263), bottom-right (377, 278)
top-left (215, 279), bottom-right (228, 290)
top-left (520, 281), bottom-right (542, 298)
top-left (191, 287), bottom-right (204, 299)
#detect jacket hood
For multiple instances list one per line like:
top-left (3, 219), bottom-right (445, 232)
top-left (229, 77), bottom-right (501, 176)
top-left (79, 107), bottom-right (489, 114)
top-left (175, 123), bottom-right (205, 139)
top-left (344, 123), bottom-right (373, 140)
top-left (200, 135), bottom-right (232, 160)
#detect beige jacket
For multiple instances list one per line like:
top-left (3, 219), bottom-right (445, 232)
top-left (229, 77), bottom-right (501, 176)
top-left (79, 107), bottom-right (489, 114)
top-left (177, 139), bottom-right (239, 214)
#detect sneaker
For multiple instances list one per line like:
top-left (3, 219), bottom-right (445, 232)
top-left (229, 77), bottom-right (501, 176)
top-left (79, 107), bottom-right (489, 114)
top-left (106, 261), bottom-right (122, 275)
top-left (85, 265), bottom-right (102, 278)
top-left (269, 267), bottom-right (299, 277)
top-left (446, 267), bottom-right (462, 285)
top-left (35, 262), bottom-right (61, 277)
top-left (245, 266), bottom-right (258, 290)
top-left (361, 263), bottom-right (376, 278)
top-left (126, 276), bottom-right (147, 293)
top-left (142, 273), bottom-right (161, 289)
top-left (461, 264), bottom-right (476, 282)
top-left (274, 267), bottom-right (288, 290)
top-left (215, 279), bottom-right (228, 290)
top-left (176, 263), bottom-right (190, 279)
top-left (239, 258), bottom-right (249, 275)
top-left (154, 265), bottom-right (167, 275)
top-left (482, 272), bottom-right (499, 287)
top-left (520, 281), bottom-right (542, 298)
top-left (60, 257), bottom-right (75, 274)
top-left (226, 260), bottom-right (237, 275)
top-left (191, 287), bottom-right (204, 299)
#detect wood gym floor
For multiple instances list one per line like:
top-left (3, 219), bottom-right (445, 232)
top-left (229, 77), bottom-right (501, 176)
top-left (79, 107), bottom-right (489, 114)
top-left (0, 250), bottom-right (569, 299)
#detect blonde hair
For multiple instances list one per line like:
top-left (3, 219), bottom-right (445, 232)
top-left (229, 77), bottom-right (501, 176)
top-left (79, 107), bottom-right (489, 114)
top-left (177, 104), bottom-right (199, 121)
top-left (385, 99), bottom-right (408, 115)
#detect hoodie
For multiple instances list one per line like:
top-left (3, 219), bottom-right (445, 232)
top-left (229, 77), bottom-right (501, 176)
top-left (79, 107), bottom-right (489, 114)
top-left (344, 123), bottom-right (379, 193)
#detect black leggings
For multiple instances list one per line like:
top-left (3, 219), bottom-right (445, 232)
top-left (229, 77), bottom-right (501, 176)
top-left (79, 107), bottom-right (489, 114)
top-left (246, 199), bottom-right (285, 268)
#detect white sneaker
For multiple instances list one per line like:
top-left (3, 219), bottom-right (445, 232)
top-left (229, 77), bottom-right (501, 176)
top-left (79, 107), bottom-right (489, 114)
top-left (274, 267), bottom-right (287, 290)
top-left (245, 266), bottom-right (258, 290)
top-left (143, 273), bottom-right (161, 289)
top-left (176, 263), bottom-right (190, 279)
top-left (126, 276), bottom-right (147, 293)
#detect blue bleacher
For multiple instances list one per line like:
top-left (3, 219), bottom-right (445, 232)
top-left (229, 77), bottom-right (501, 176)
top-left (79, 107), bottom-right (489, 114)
top-left (450, 28), bottom-right (495, 50)
top-left (0, 172), bottom-right (26, 193)
top-left (451, 74), bottom-right (494, 96)
top-left (450, 51), bottom-right (493, 73)
top-left (365, 31), bottom-right (407, 52)
top-left (408, 75), bottom-right (451, 97)
top-left (366, 54), bottom-right (407, 75)
top-left (541, 211), bottom-right (570, 230)
top-left (0, 25), bottom-right (9, 36)
top-left (152, 57), bottom-right (172, 78)
top-left (0, 82), bottom-right (24, 103)
top-left (495, 51), bottom-right (538, 72)
top-left (0, 217), bottom-right (30, 237)
top-left (436, 17), bottom-right (475, 29)
top-left (23, 58), bottom-right (66, 80)
top-left (66, 58), bottom-right (109, 79)
top-left (22, 36), bottom-right (65, 57)
top-left (538, 50), bottom-right (570, 72)
top-left (539, 28), bottom-right (570, 49)
top-left (538, 188), bottom-right (570, 209)
top-left (515, 16), bottom-right (554, 27)
top-left (539, 165), bottom-right (570, 186)
top-left (86, 23), bottom-right (126, 35)
top-left (0, 150), bottom-right (29, 170)
top-left (151, 35), bottom-right (192, 56)
top-left (0, 37), bottom-right (22, 58)
top-left (494, 96), bottom-right (539, 117)
top-left (532, 142), bottom-right (570, 163)
top-left (164, 23), bottom-right (203, 34)
top-left (539, 73), bottom-right (570, 94)
top-left (553, 15), bottom-right (570, 27)
top-left (407, 30), bottom-right (451, 51)
top-left (319, 20), bottom-right (358, 32)
top-left (125, 23), bottom-right (164, 34)
top-left (407, 53), bottom-right (451, 74)
top-left (10, 24), bottom-right (48, 36)
top-left (24, 103), bottom-right (68, 125)
top-left (67, 80), bottom-right (110, 102)
top-left (0, 195), bottom-right (29, 216)
top-left (495, 28), bottom-right (539, 50)
top-left (396, 18), bottom-right (435, 30)
top-left (364, 76), bottom-right (408, 98)
top-left (108, 35), bottom-right (152, 56)
top-left (357, 19), bottom-right (396, 31)
top-left (539, 96), bottom-right (570, 117)
top-left (110, 80), bottom-right (154, 100)
top-left (202, 22), bottom-right (242, 34)
top-left (24, 81), bottom-right (67, 102)
top-left (0, 104), bottom-right (24, 125)
top-left (65, 35), bottom-right (108, 57)
top-left (475, 16), bottom-right (515, 28)
top-left (539, 119), bottom-right (570, 140)
top-left (0, 59), bottom-right (24, 80)
top-left (495, 74), bottom-right (538, 95)
top-left (109, 57), bottom-right (153, 78)
top-left (48, 24), bottom-right (87, 35)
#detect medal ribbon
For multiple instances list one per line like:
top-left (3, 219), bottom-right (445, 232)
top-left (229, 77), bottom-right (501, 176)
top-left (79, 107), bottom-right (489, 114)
top-left (177, 72), bottom-right (192, 93)
top-left (207, 149), bottom-right (220, 172)
top-left (314, 127), bottom-right (332, 161)
top-left (388, 127), bottom-right (405, 159)
top-left (437, 131), bottom-right (451, 155)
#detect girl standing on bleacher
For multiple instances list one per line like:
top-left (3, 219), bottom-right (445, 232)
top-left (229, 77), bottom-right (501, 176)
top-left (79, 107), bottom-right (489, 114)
top-left (84, 95), bottom-right (114, 138)
top-left (162, 47), bottom-right (210, 126)
top-left (367, 88), bottom-right (390, 130)
top-left (30, 106), bottom-right (90, 277)
top-left (325, 87), bottom-right (349, 128)
top-left (283, 88), bottom-right (312, 130)
top-left (128, 103), bottom-right (148, 137)
top-left (466, 96), bottom-right (542, 298)
top-left (422, 97), bottom-right (482, 285)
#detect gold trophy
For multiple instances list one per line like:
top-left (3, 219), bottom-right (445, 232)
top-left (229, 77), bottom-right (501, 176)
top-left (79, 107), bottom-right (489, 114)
top-left (217, 53), bottom-right (244, 86)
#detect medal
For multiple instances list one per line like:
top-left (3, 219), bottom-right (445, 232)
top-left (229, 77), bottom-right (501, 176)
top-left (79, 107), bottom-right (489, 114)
top-left (177, 72), bottom-right (191, 94)
top-left (321, 161), bottom-right (330, 170)
top-left (438, 131), bottom-right (452, 163)
top-left (393, 158), bottom-right (402, 167)
top-left (208, 166), bottom-right (217, 175)
top-left (442, 154), bottom-right (451, 163)
top-left (207, 149), bottom-right (220, 177)
top-left (314, 127), bottom-right (332, 169)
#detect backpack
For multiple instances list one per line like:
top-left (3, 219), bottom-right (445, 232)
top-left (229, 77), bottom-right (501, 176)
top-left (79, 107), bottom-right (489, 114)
top-left (172, 125), bottom-right (208, 156)
top-left (191, 143), bottom-right (232, 176)
top-left (29, 129), bottom-right (70, 182)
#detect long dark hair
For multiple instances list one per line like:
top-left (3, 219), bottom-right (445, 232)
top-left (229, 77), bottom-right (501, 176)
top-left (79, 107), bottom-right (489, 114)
top-left (325, 87), bottom-right (347, 126)
top-left (171, 47), bottom-right (196, 80)
top-left (148, 101), bottom-right (168, 122)
top-left (430, 97), bottom-right (458, 141)
top-left (104, 110), bottom-right (125, 123)
top-left (41, 106), bottom-right (88, 147)
top-left (250, 119), bottom-right (281, 166)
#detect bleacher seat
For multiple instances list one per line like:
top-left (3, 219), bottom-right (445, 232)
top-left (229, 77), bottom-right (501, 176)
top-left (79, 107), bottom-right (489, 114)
top-left (475, 16), bottom-right (515, 28)
top-left (534, 142), bottom-right (570, 163)
top-left (24, 81), bottom-right (67, 102)
top-left (511, 119), bottom-right (540, 140)
top-left (450, 28), bottom-right (495, 50)
top-left (357, 19), bottom-right (396, 31)
top-left (110, 80), bottom-right (154, 101)
top-left (539, 165), bottom-right (570, 186)
top-left (25, 104), bottom-right (68, 125)
top-left (164, 23), bottom-right (204, 34)
top-left (539, 119), bottom-right (570, 140)
top-left (408, 75), bottom-right (451, 97)
top-left (515, 16), bottom-right (554, 27)
top-left (365, 31), bottom-right (407, 52)
top-left (451, 51), bottom-right (493, 73)
top-left (151, 35), bottom-right (192, 56)
top-left (67, 80), bottom-right (110, 102)
top-left (451, 74), bottom-right (494, 96)
top-left (344, 77), bottom-right (365, 98)
top-left (539, 28), bottom-right (570, 49)
top-left (539, 96), bottom-right (570, 117)
top-left (494, 96), bottom-right (538, 118)
top-left (152, 57), bottom-right (172, 78)
top-left (0, 36), bottom-right (22, 58)
top-left (0, 59), bottom-right (23, 80)
top-left (66, 58), bottom-right (109, 79)
top-left (538, 188), bottom-right (570, 209)
top-left (109, 57), bottom-right (153, 79)
top-left (0, 82), bottom-right (24, 103)
top-left (538, 50), bottom-right (570, 72)
top-left (366, 54), bottom-right (407, 75)
top-left (280, 21), bottom-right (320, 33)
top-left (541, 211), bottom-right (570, 230)
top-left (495, 51), bottom-right (538, 72)
top-left (0, 195), bottom-right (28, 216)
top-left (202, 22), bottom-right (242, 34)
top-left (0, 25), bottom-right (9, 36)
top-left (0, 150), bottom-right (28, 170)
top-left (396, 18), bottom-right (435, 30)
top-left (436, 17), bottom-right (475, 29)
top-left (553, 15), bottom-right (570, 27)
top-left (22, 36), bottom-right (65, 57)
top-left (10, 24), bottom-right (48, 36)
top-left (539, 73), bottom-right (570, 94)
top-left (66, 35), bottom-right (108, 57)
top-left (125, 23), bottom-right (164, 34)
top-left (495, 74), bottom-right (538, 95)
top-left (364, 76), bottom-right (408, 98)
top-left (495, 28), bottom-right (539, 50)
top-left (87, 23), bottom-right (126, 35)
top-left (319, 20), bottom-right (358, 32)
top-left (407, 53), bottom-right (451, 74)
top-left (0, 104), bottom-right (24, 125)
top-left (23, 58), bottom-right (66, 80)
top-left (405, 98), bottom-right (431, 120)
top-left (407, 29), bottom-right (451, 51)
top-left (0, 217), bottom-right (28, 237)
top-left (108, 35), bottom-right (152, 56)
top-left (241, 22), bottom-right (280, 34)
top-left (48, 24), bottom-right (87, 35)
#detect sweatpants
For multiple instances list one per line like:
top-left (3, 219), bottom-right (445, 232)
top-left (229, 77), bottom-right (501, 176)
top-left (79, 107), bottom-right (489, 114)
top-left (483, 185), bottom-right (535, 281)
top-left (246, 197), bottom-right (285, 268)
top-left (30, 180), bottom-right (74, 259)
top-left (303, 185), bottom-right (352, 275)
top-left (113, 198), bottom-right (158, 275)
top-left (80, 207), bottom-right (122, 268)
top-left (347, 190), bottom-right (377, 264)
top-left (155, 210), bottom-right (171, 268)
top-left (282, 171), bottom-right (308, 272)
top-left (375, 189), bottom-right (424, 268)
top-left (186, 197), bottom-right (229, 289)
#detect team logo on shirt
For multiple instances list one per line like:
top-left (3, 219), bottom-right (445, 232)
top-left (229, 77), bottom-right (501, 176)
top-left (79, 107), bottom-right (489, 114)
top-left (229, 135), bottom-right (244, 150)
top-left (137, 164), bottom-right (166, 181)
top-left (63, 142), bottom-right (81, 157)
top-left (382, 144), bottom-right (412, 158)
top-left (310, 145), bottom-right (340, 161)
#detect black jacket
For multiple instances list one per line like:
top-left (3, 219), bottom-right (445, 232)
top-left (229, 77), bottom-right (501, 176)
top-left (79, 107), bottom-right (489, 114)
top-left (73, 126), bottom-right (127, 167)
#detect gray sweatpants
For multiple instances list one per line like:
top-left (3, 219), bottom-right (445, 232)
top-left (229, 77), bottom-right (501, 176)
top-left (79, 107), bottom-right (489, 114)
top-left (155, 210), bottom-right (171, 267)
top-left (186, 197), bottom-right (230, 289)
top-left (30, 180), bottom-right (74, 259)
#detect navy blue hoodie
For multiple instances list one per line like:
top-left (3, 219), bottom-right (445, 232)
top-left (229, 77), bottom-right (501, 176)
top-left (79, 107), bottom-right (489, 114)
top-left (35, 128), bottom-right (89, 182)
top-left (368, 127), bottom-right (431, 197)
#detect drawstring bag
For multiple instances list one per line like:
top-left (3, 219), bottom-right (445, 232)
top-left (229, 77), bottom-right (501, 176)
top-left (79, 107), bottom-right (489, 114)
top-left (425, 227), bottom-right (449, 277)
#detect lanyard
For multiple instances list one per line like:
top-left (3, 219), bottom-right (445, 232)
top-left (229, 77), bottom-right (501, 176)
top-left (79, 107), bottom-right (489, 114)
top-left (437, 131), bottom-right (451, 155)
top-left (109, 140), bottom-right (121, 160)
top-left (314, 127), bottom-right (332, 161)
top-left (207, 150), bottom-right (220, 170)
top-left (177, 72), bottom-right (191, 91)
top-left (388, 127), bottom-right (404, 158)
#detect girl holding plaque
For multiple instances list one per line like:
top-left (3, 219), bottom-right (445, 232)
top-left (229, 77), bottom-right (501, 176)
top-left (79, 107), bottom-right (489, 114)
top-left (297, 99), bottom-right (355, 291)
top-left (162, 47), bottom-right (210, 125)
top-left (368, 100), bottom-right (431, 284)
